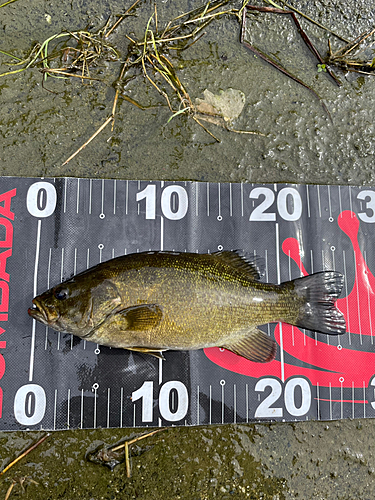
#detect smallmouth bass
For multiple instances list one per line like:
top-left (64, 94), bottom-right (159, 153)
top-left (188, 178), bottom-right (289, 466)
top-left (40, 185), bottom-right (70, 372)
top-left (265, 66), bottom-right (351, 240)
top-left (28, 250), bottom-right (346, 362)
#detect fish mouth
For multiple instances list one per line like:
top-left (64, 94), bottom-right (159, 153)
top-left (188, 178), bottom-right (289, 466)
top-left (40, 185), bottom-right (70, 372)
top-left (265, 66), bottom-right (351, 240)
top-left (28, 298), bottom-right (51, 326)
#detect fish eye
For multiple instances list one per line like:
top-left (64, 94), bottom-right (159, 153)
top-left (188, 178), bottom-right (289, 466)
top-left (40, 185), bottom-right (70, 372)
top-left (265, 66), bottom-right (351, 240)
top-left (54, 288), bottom-right (69, 300)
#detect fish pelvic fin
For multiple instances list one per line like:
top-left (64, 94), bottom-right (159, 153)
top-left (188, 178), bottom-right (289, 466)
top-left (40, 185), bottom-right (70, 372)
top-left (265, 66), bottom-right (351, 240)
top-left (126, 346), bottom-right (166, 359)
top-left (284, 271), bottom-right (346, 335)
top-left (116, 304), bottom-right (163, 331)
top-left (213, 250), bottom-right (264, 280)
top-left (222, 327), bottom-right (277, 363)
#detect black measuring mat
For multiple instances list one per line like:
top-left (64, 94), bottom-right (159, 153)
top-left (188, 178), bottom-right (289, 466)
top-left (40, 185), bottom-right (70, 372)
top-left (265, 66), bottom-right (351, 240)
top-left (0, 178), bottom-right (374, 430)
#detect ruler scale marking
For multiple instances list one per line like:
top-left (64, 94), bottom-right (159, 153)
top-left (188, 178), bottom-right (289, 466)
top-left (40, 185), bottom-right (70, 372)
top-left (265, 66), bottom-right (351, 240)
top-left (29, 219), bottom-right (42, 382)
top-left (76, 178), bottom-right (80, 214)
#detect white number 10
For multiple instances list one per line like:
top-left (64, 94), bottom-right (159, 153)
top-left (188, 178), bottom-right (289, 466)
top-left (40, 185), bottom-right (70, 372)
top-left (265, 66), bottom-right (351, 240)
top-left (132, 380), bottom-right (189, 422)
top-left (136, 185), bottom-right (189, 220)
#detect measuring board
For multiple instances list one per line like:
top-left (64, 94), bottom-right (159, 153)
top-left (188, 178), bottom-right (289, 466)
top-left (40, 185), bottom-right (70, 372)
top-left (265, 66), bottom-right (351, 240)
top-left (0, 177), bottom-right (375, 431)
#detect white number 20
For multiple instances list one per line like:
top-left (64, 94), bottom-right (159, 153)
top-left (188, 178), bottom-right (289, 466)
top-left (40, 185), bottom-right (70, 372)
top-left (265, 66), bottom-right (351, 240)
top-left (249, 187), bottom-right (302, 222)
top-left (254, 377), bottom-right (311, 418)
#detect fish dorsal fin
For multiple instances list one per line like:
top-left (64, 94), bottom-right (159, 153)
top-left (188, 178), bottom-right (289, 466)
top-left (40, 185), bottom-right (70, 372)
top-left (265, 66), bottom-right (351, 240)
top-left (222, 327), bottom-right (276, 363)
top-left (116, 304), bottom-right (163, 331)
top-left (213, 250), bottom-right (263, 280)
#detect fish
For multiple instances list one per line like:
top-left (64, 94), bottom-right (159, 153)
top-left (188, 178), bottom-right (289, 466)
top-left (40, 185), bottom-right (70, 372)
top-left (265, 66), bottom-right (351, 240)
top-left (28, 250), bottom-right (346, 362)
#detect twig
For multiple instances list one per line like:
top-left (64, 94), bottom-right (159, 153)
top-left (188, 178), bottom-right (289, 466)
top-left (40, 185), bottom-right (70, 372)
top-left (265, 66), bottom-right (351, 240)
top-left (241, 37), bottom-right (329, 109)
top-left (137, 32), bottom-right (198, 46)
top-left (169, 31), bottom-right (207, 51)
top-left (182, 9), bottom-right (235, 25)
top-left (194, 112), bottom-right (265, 136)
top-left (0, 434), bottom-right (50, 477)
top-left (154, 2), bottom-right (158, 33)
top-left (0, 67), bottom-right (29, 77)
top-left (110, 58), bottom-right (147, 129)
top-left (111, 59), bottom-right (130, 126)
top-left (170, 0), bottom-right (230, 25)
top-left (111, 428), bottom-right (167, 453)
top-left (121, 95), bottom-right (153, 109)
top-left (141, 57), bottom-right (173, 111)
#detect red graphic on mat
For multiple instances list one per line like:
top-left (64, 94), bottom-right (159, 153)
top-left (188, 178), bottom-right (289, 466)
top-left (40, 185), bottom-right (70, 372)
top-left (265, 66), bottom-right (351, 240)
top-left (204, 210), bottom-right (375, 389)
top-left (336, 211), bottom-right (375, 337)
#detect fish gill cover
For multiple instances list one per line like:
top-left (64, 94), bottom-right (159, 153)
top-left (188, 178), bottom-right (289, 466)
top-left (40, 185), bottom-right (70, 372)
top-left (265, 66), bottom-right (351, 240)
top-left (0, 177), bottom-right (374, 430)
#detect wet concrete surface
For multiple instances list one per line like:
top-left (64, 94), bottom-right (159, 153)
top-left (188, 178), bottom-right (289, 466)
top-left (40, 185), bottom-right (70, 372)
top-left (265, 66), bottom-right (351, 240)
top-left (1, 0), bottom-right (375, 498)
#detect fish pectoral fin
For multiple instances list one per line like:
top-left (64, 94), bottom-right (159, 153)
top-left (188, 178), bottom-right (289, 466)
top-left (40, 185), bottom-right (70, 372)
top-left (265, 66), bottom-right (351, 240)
top-left (126, 346), bottom-right (166, 360)
top-left (222, 327), bottom-right (276, 363)
top-left (115, 304), bottom-right (163, 331)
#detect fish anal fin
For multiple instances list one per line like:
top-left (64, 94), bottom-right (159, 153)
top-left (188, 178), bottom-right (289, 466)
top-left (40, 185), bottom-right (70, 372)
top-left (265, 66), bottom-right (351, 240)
top-left (213, 250), bottom-right (264, 280)
top-left (127, 346), bottom-right (166, 359)
top-left (223, 327), bottom-right (276, 363)
top-left (116, 304), bottom-right (163, 331)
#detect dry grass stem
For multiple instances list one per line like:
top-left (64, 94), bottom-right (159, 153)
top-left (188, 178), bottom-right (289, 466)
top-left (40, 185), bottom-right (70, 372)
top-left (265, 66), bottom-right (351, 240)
top-left (109, 428), bottom-right (168, 478)
top-left (0, 0), bottom-right (19, 7)
top-left (265, 0), bottom-right (350, 43)
top-left (124, 441), bottom-right (130, 478)
top-left (104, 0), bottom-right (142, 38)
top-left (61, 115), bottom-right (114, 166)
top-left (3, 477), bottom-right (39, 500)
top-left (192, 116), bottom-right (221, 142)
top-left (40, 68), bottom-right (103, 81)
top-left (0, 434), bottom-right (50, 477)
top-left (327, 28), bottom-right (375, 74)
top-left (4, 481), bottom-right (15, 500)
top-left (230, 128), bottom-right (266, 135)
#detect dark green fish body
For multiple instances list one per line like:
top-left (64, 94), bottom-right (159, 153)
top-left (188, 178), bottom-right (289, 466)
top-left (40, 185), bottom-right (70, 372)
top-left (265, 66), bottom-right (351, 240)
top-left (28, 251), bottom-right (346, 362)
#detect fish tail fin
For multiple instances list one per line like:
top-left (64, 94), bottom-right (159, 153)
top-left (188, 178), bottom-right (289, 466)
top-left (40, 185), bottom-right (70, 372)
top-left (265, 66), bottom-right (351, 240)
top-left (283, 271), bottom-right (346, 335)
